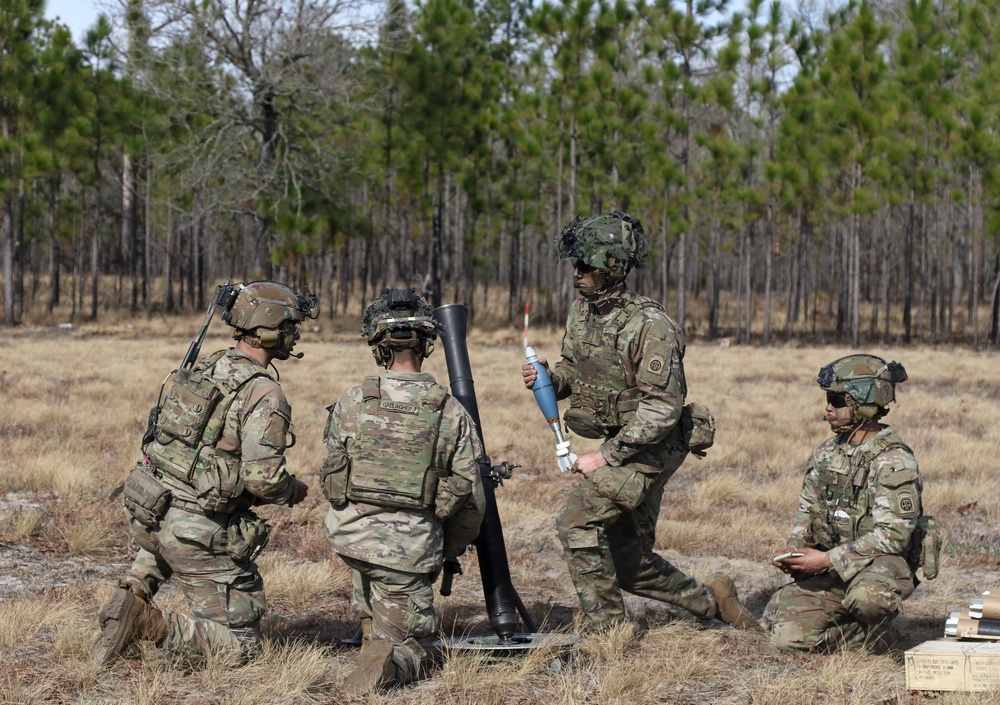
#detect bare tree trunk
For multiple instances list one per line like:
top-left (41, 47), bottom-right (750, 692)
top-left (708, 218), bottom-right (720, 338)
top-left (735, 226), bottom-right (744, 343)
top-left (1, 196), bottom-right (11, 326)
top-left (677, 228), bottom-right (686, 327)
top-left (122, 152), bottom-right (138, 314)
top-left (883, 206), bottom-right (892, 342)
top-left (90, 185), bottom-right (100, 321)
top-left (762, 203), bottom-right (773, 347)
top-left (745, 223), bottom-right (753, 345)
top-left (970, 169), bottom-right (981, 348)
top-left (904, 188), bottom-right (915, 342)
top-left (918, 199), bottom-right (927, 342)
top-left (144, 161), bottom-right (152, 316)
top-left (851, 163), bottom-right (861, 349)
top-left (988, 252), bottom-right (1000, 347)
top-left (48, 178), bottom-right (60, 313)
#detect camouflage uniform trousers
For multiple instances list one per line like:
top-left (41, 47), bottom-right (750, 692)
top-left (340, 555), bottom-right (436, 683)
top-left (762, 554), bottom-right (915, 652)
top-left (556, 448), bottom-right (716, 629)
top-left (127, 505), bottom-right (266, 659)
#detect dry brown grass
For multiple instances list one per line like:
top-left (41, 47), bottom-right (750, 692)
top-left (1, 319), bottom-right (999, 703)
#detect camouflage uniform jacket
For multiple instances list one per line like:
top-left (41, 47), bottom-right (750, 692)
top-left (323, 371), bottom-right (486, 573)
top-left (155, 348), bottom-right (300, 508)
top-left (787, 425), bottom-right (922, 582)
top-left (550, 289), bottom-right (687, 467)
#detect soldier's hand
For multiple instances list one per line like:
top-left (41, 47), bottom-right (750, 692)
top-left (289, 478), bottom-right (309, 506)
top-left (572, 451), bottom-right (608, 479)
top-left (770, 544), bottom-right (799, 574)
top-left (779, 547), bottom-right (831, 575)
top-left (522, 360), bottom-right (544, 389)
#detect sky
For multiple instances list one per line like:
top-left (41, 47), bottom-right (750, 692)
top-left (43, 0), bottom-right (105, 44)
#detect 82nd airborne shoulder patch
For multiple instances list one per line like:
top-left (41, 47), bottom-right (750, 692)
top-left (894, 488), bottom-right (918, 517)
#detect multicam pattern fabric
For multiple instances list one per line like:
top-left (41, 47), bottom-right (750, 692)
top-left (147, 348), bottom-right (295, 509)
top-left (764, 425), bottom-right (922, 652)
top-left (341, 555), bottom-right (437, 684)
top-left (129, 507), bottom-right (266, 657)
top-left (556, 461), bottom-right (716, 628)
top-left (556, 212), bottom-right (647, 278)
top-left (345, 377), bottom-right (447, 509)
top-left (763, 555), bottom-right (915, 652)
top-left (786, 426), bottom-right (921, 581)
top-left (551, 290), bottom-right (687, 466)
top-left (125, 347), bottom-right (299, 658)
top-left (549, 290), bottom-right (714, 628)
top-left (323, 370), bottom-right (485, 574)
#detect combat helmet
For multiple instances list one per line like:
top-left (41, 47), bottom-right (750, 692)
top-left (556, 209), bottom-right (647, 280)
top-left (817, 354), bottom-right (907, 420)
top-left (223, 280), bottom-right (318, 359)
top-left (362, 288), bottom-right (442, 368)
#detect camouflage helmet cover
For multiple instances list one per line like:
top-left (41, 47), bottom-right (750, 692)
top-left (817, 354), bottom-right (908, 411)
top-left (223, 280), bottom-right (318, 332)
top-left (362, 287), bottom-right (442, 346)
top-left (556, 209), bottom-right (647, 278)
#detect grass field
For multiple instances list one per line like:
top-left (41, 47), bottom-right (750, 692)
top-left (1, 315), bottom-right (999, 704)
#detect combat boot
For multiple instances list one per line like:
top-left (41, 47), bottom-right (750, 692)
top-left (343, 639), bottom-right (398, 695)
top-left (90, 585), bottom-right (168, 664)
top-left (709, 572), bottom-right (761, 631)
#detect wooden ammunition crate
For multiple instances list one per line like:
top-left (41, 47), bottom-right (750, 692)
top-left (905, 639), bottom-right (1000, 691)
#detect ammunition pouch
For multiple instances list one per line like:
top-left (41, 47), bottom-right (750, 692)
top-left (565, 384), bottom-right (641, 439)
top-left (320, 454), bottom-right (351, 507)
top-left (122, 460), bottom-right (172, 529)
top-left (226, 511), bottom-right (272, 563)
top-left (192, 448), bottom-right (245, 514)
top-left (808, 503), bottom-right (837, 549)
top-left (908, 515), bottom-right (941, 580)
top-left (144, 352), bottom-right (265, 510)
top-left (681, 402), bottom-right (716, 457)
top-left (563, 408), bottom-right (607, 439)
top-left (154, 367), bottom-right (224, 448)
top-left (433, 472), bottom-right (474, 520)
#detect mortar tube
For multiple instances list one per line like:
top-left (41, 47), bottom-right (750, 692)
top-left (434, 303), bottom-right (538, 640)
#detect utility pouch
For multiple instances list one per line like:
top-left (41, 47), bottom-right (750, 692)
top-left (563, 408), bottom-right (606, 439)
top-left (226, 511), bottom-right (272, 563)
top-left (565, 381), bottom-right (616, 439)
top-left (320, 456), bottom-right (351, 507)
top-left (122, 461), bottom-right (171, 528)
top-left (154, 368), bottom-right (223, 447)
top-left (681, 402), bottom-right (716, 457)
top-left (909, 515), bottom-right (941, 580)
top-left (192, 449), bottom-right (245, 514)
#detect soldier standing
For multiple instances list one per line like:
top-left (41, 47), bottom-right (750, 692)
top-left (763, 355), bottom-right (927, 652)
top-left (522, 211), bottom-right (757, 632)
top-left (91, 281), bottom-right (314, 663)
top-left (321, 288), bottom-right (485, 694)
